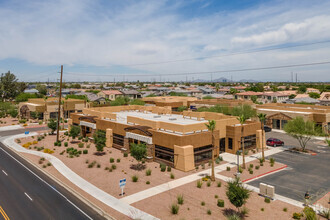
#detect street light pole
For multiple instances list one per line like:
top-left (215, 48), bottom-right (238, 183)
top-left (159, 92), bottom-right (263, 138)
top-left (236, 150), bottom-right (241, 179)
top-left (56, 65), bottom-right (63, 142)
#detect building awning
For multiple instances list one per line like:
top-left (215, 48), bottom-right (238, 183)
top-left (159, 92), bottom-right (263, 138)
top-left (125, 132), bottom-right (152, 144)
top-left (124, 125), bottom-right (153, 136)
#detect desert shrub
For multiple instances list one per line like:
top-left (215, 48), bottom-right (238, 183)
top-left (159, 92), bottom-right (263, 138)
top-left (261, 208), bottom-right (265, 212)
top-left (171, 203), bottom-right (179, 215)
top-left (303, 207), bottom-right (317, 220)
top-left (47, 162), bottom-right (52, 166)
top-left (167, 166), bottom-right (171, 172)
top-left (195, 166), bottom-right (199, 170)
top-left (227, 166), bottom-right (231, 171)
top-left (249, 164), bottom-right (254, 168)
top-left (269, 157), bottom-right (275, 164)
top-left (117, 158), bottom-right (121, 163)
top-left (227, 214), bottom-right (241, 220)
top-left (249, 170), bottom-right (253, 174)
top-left (292, 212), bottom-right (303, 219)
top-left (320, 209), bottom-right (330, 219)
top-left (217, 181), bottom-right (222, 187)
top-left (177, 194), bottom-right (184, 205)
top-left (43, 148), bottom-right (54, 154)
top-left (260, 162), bottom-right (264, 166)
top-left (85, 159), bottom-right (89, 164)
top-left (255, 165), bottom-right (260, 170)
top-left (264, 197), bottom-right (271, 203)
top-left (215, 195), bottom-right (218, 199)
top-left (207, 180), bottom-right (211, 187)
top-left (37, 137), bottom-right (42, 141)
top-left (239, 166), bottom-right (243, 173)
top-left (83, 150), bottom-right (88, 154)
top-left (160, 165), bottom-right (166, 172)
top-left (110, 157), bottom-right (115, 163)
top-left (78, 136), bottom-right (83, 140)
top-left (283, 207), bottom-right (287, 212)
top-left (97, 164), bottom-right (101, 168)
top-left (217, 199), bottom-right (224, 207)
top-left (86, 144), bottom-right (90, 148)
top-left (170, 173), bottom-right (175, 179)
top-left (146, 181), bottom-right (150, 185)
top-left (108, 168), bottom-right (113, 172)
top-left (123, 152), bottom-right (128, 157)
top-left (241, 206), bottom-right (249, 216)
top-left (42, 165), bottom-right (47, 168)
top-left (207, 209), bottom-right (212, 215)
top-left (111, 164), bottom-right (117, 170)
top-left (78, 143), bottom-right (84, 148)
top-left (197, 180), bottom-right (203, 188)
top-left (64, 142), bottom-right (68, 147)
top-left (146, 169), bottom-right (152, 176)
top-left (201, 201), bottom-right (205, 206)
top-left (132, 175), bottom-right (139, 182)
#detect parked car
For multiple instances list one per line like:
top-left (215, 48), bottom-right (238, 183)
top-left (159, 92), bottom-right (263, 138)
top-left (266, 138), bottom-right (284, 147)
top-left (264, 125), bottom-right (272, 132)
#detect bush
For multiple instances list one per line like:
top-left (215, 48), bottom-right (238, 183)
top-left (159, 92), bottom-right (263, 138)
top-left (146, 181), bottom-right (150, 185)
top-left (116, 158), bottom-right (121, 163)
top-left (85, 159), bottom-right (89, 164)
top-left (201, 201), bottom-right (205, 206)
top-left (167, 166), bottom-right (171, 172)
top-left (215, 195), bottom-right (218, 199)
top-left (255, 165), bottom-right (260, 170)
top-left (292, 212), bottom-right (303, 220)
top-left (197, 180), bottom-right (203, 188)
top-left (249, 164), bottom-right (254, 168)
top-left (217, 181), bottom-right (222, 187)
top-left (83, 150), bottom-right (88, 154)
top-left (171, 203), bottom-right (179, 215)
top-left (207, 180), bottom-right (211, 187)
top-left (64, 142), bottom-right (68, 147)
top-left (78, 143), bottom-right (84, 148)
top-left (241, 206), bottom-right (249, 216)
top-left (239, 166), bottom-right (243, 173)
top-left (177, 194), bottom-right (184, 205)
top-left (43, 148), bottom-right (54, 154)
top-left (37, 137), bottom-right (42, 141)
top-left (260, 162), bottom-right (264, 166)
top-left (320, 209), bottom-right (330, 219)
top-left (97, 164), bottom-right (101, 168)
top-left (269, 157), bottom-right (275, 164)
top-left (261, 208), bottom-right (265, 212)
top-left (207, 209), bottom-right (212, 215)
top-left (47, 162), bottom-right (51, 166)
top-left (264, 197), bottom-right (271, 203)
top-left (303, 207), bottom-right (317, 220)
top-left (111, 164), bottom-right (117, 170)
top-left (132, 175), bottom-right (139, 182)
top-left (227, 214), bottom-right (241, 220)
top-left (110, 158), bottom-right (115, 163)
top-left (226, 166), bottom-right (231, 171)
top-left (249, 170), bottom-right (253, 174)
top-left (283, 207), bottom-right (287, 212)
top-left (170, 173), bottom-right (175, 179)
top-left (146, 169), bottom-right (152, 176)
top-left (160, 165), bottom-right (166, 172)
top-left (217, 199), bottom-right (224, 207)
top-left (123, 152), bottom-right (128, 157)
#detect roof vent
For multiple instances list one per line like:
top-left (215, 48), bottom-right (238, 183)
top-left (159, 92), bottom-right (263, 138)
top-left (153, 115), bottom-right (161, 118)
top-left (169, 118), bottom-right (177, 121)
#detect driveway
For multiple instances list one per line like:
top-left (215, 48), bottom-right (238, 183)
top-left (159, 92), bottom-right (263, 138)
top-left (248, 144), bottom-right (330, 203)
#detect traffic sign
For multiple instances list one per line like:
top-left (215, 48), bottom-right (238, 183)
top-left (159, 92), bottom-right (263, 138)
top-left (119, 178), bottom-right (126, 196)
top-left (25, 131), bottom-right (29, 135)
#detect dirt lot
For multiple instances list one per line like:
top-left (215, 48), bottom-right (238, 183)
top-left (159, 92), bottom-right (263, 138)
top-left (0, 117), bottom-right (20, 126)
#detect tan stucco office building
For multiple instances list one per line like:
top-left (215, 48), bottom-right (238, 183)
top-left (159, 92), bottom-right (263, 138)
top-left (70, 105), bottom-right (263, 172)
top-left (19, 98), bottom-right (86, 121)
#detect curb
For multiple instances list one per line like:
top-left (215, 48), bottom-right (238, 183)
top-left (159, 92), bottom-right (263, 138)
top-left (2, 143), bottom-right (115, 220)
top-left (243, 165), bottom-right (288, 183)
top-left (313, 192), bottom-right (330, 205)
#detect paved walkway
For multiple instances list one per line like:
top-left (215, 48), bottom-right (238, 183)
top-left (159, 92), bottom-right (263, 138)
top-left (121, 147), bottom-right (286, 205)
top-left (1, 133), bottom-right (159, 220)
top-left (0, 125), bottom-right (22, 131)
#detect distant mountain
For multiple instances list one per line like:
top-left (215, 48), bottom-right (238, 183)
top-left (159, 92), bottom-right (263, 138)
top-left (192, 77), bottom-right (231, 83)
top-left (238, 79), bottom-right (259, 82)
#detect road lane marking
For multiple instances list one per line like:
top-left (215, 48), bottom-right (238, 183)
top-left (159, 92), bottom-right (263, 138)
top-left (0, 206), bottom-right (9, 220)
top-left (0, 146), bottom-right (93, 220)
top-left (1, 170), bottom-right (7, 176)
top-left (24, 192), bottom-right (33, 201)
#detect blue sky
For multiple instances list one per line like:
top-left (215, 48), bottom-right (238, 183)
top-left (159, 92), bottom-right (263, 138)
top-left (0, 0), bottom-right (330, 82)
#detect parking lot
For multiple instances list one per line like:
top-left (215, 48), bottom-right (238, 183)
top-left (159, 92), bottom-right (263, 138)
top-left (248, 131), bottom-right (330, 203)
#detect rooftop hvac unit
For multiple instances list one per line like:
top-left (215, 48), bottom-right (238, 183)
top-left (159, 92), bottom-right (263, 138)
top-left (169, 118), bottom-right (177, 121)
top-left (153, 115), bottom-right (161, 118)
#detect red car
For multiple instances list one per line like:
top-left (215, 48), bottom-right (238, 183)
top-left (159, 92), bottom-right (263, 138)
top-left (266, 138), bottom-right (284, 147)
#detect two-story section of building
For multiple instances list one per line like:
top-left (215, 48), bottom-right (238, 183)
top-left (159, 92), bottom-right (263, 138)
top-left (69, 105), bottom-right (263, 172)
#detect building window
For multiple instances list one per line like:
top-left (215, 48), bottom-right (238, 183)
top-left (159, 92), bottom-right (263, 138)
top-left (194, 145), bottom-right (212, 164)
top-left (244, 135), bottom-right (256, 149)
top-left (113, 133), bottom-right (124, 147)
top-left (228, 138), bottom-right (233, 150)
top-left (155, 145), bottom-right (174, 163)
top-left (219, 138), bottom-right (225, 152)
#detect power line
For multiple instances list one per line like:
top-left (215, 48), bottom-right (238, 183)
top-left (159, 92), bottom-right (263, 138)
top-left (68, 39), bottom-right (330, 68)
top-left (65, 60), bottom-right (330, 78)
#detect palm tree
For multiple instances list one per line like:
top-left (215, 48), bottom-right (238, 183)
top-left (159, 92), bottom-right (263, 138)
top-left (257, 113), bottom-right (267, 161)
top-left (205, 120), bottom-right (216, 181)
top-left (43, 96), bottom-right (48, 122)
top-left (237, 115), bottom-right (247, 169)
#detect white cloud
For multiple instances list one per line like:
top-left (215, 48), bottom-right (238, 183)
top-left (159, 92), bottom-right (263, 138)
top-left (0, 0), bottom-right (330, 81)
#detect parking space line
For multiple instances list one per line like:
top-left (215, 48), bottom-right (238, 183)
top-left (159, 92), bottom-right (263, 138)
top-left (24, 192), bottom-right (33, 201)
top-left (0, 206), bottom-right (9, 220)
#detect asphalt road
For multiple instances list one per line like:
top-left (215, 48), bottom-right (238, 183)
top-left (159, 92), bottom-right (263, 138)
top-left (249, 131), bottom-right (330, 203)
top-left (0, 127), bottom-right (106, 220)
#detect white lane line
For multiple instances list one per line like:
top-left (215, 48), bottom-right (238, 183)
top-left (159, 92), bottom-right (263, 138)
top-left (24, 192), bottom-right (33, 201)
top-left (0, 146), bottom-right (93, 220)
top-left (2, 170), bottom-right (8, 176)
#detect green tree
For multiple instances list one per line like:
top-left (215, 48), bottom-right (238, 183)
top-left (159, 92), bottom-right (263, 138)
top-left (308, 92), bottom-right (320, 99)
top-left (284, 117), bottom-right (320, 151)
top-left (47, 119), bottom-right (57, 134)
top-left (203, 95), bottom-right (215, 99)
top-left (205, 120), bottom-right (216, 181)
top-left (36, 84), bottom-right (47, 95)
top-left (8, 109), bottom-right (18, 118)
top-left (129, 99), bottom-right (145, 105)
top-left (69, 125), bottom-right (81, 139)
top-left (177, 106), bottom-right (188, 112)
top-left (257, 113), bottom-right (267, 161)
top-left (289, 94), bottom-right (296, 99)
top-left (230, 88), bottom-right (238, 94)
top-left (15, 93), bottom-right (41, 102)
top-left (237, 115), bottom-right (247, 169)
top-left (93, 130), bottom-right (106, 153)
top-left (215, 83), bottom-right (220, 92)
top-left (130, 143), bottom-right (147, 169)
top-left (0, 71), bottom-right (20, 100)
top-left (232, 105), bottom-right (256, 119)
top-left (226, 177), bottom-right (250, 212)
top-left (250, 95), bottom-right (257, 103)
top-left (298, 85), bottom-right (307, 94)
top-left (110, 96), bottom-right (130, 106)
top-left (65, 94), bottom-right (87, 100)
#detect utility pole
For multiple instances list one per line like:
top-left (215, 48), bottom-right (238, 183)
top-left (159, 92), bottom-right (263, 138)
top-left (56, 65), bottom-right (63, 142)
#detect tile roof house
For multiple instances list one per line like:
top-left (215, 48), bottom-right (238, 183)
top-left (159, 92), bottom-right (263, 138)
top-left (121, 90), bottom-right (142, 99)
top-left (319, 92), bottom-right (330, 106)
top-left (235, 91), bottom-right (263, 101)
top-left (261, 92), bottom-right (290, 103)
top-left (97, 90), bottom-right (123, 101)
top-left (306, 88), bottom-right (320, 94)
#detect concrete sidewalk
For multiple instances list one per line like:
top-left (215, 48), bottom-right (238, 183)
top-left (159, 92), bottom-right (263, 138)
top-left (0, 125), bottom-right (22, 131)
top-left (2, 133), bottom-right (159, 220)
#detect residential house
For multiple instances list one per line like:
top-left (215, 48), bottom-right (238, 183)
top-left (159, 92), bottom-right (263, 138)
top-left (121, 90), bottom-right (142, 99)
top-left (97, 90), bottom-right (123, 101)
top-left (306, 88), bottom-right (320, 94)
top-left (261, 92), bottom-right (290, 103)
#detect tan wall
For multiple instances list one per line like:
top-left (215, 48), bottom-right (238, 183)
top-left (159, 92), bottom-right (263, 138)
top-left (174, 145), bottom-right (195, 172)
top-left (106, 128), bottom-right (113, 148)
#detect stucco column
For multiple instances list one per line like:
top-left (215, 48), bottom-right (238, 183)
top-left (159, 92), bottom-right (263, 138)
top-left (124, 137), bottom-right (130, 151)
top-left (105, 128), bottom-right (113, 148)
top-left (67, 119), bottom-right (73, 131)
top-left (256, 129), bottom-right (262, 149)
top-left (146, 144), bottom-right (155, 161)
top-left (174, 145), bottom-right (195, 172)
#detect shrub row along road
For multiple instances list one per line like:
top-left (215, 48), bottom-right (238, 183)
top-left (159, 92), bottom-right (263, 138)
top-left (0, 127), bottom-right (106, 220)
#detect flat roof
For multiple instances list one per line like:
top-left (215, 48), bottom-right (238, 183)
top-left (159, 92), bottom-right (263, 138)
top-left (114, 111), bottom-right (207, 125)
